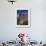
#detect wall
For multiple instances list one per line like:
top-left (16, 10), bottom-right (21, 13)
top-left (0, 0), bottom-right (46, 42)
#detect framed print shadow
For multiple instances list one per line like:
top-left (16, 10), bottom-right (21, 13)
top-left (16, 8), bottom-right (31, 28)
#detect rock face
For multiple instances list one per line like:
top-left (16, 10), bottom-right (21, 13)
top-left (17, 14), bottom-right (28, 25)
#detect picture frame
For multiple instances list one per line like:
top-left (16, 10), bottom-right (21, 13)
top-left (16, 8), bottom-right (31, 28)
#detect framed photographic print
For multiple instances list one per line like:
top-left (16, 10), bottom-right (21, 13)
top-left (16, 8), bottom-right (31, 28)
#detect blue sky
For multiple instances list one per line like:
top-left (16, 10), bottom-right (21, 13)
top-left (17, 10), bottom-right (28, 15)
